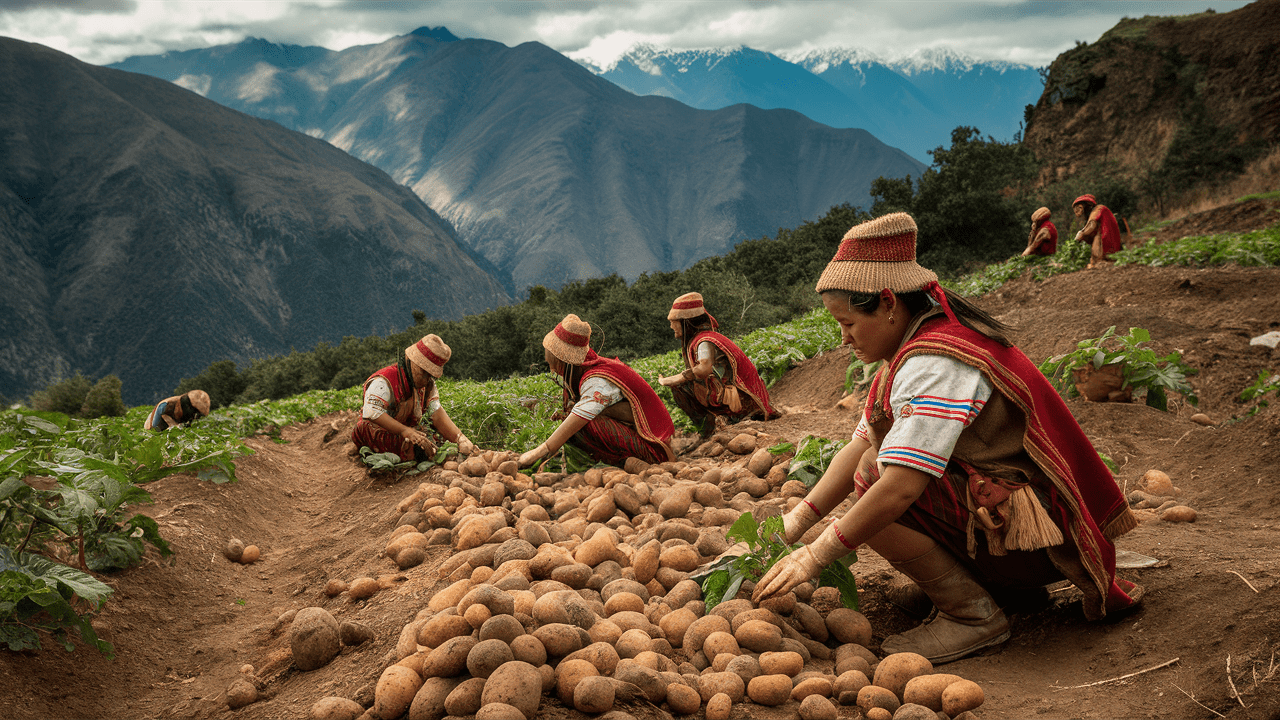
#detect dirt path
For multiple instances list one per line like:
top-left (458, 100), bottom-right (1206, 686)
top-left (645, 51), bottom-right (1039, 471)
top-left (3, 261), bottom-right (1280, 720)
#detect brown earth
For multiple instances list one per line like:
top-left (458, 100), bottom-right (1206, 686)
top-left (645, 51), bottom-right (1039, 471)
top-left (3, 227), bottom-right (1280, 720)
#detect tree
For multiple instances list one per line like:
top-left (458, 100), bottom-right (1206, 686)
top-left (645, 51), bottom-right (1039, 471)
top-left (80, 375), bottom-right (127, 419)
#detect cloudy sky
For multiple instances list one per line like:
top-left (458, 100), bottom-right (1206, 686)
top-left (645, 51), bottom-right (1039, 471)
top-left (0, 0), bottom-right (1254, 68)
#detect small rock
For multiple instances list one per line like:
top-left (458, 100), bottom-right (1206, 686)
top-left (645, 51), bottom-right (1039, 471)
top-left (339, 621), bottom-right (374, 646)
top-left (224, 539), bottom-right (245, 562)
top-left (226, 678), bottom-right (258, 709)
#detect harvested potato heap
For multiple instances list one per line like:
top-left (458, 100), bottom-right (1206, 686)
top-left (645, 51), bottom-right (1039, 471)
top-left (309, 438), bottom-right (989, 720)
top-left (1128, 469), bottom-right (1197, 523)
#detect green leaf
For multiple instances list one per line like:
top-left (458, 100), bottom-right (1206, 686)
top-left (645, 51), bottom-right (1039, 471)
top-left (818, 556), bottom-right (860, 611)
top-left (726, 512), bottom-right (761, 550)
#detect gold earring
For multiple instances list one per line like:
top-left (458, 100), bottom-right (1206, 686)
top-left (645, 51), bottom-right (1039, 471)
top-left (889, 313), bottom-right (895, 325)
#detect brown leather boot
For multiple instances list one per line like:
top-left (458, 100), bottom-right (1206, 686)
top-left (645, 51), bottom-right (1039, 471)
top-left (880, 544), bottom-right (1011, 664)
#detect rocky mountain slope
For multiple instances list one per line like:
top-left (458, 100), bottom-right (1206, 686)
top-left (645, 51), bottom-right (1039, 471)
top-left (108, 28), bottom-right (926, 295)
top-left (0, 38), bottom-right (510, 406)
top-left (1024, 1), bottom-right (1280, 180)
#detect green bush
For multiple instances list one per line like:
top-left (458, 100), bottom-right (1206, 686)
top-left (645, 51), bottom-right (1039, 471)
top-left (28, 372), bottom-right (93, 416)
top-left (79, 375), bottom-right (126, 419)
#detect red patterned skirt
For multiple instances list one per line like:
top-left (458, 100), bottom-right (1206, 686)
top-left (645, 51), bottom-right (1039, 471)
top-left (569, 415), bottom-right (670, 467)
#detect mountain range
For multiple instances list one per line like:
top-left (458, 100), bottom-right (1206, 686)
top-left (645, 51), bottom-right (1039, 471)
top-left (0, 37), bottom-right (509, 406)
top-left (583, 44), bottom-right (1044, 163)
top-left (107, 28), bottom-right (927, 296)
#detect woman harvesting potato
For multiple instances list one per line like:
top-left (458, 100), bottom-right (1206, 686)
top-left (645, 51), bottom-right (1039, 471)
top-left (519, 314), bottom-right (675, 469)
top-left (657, 292), bottom-right (778, 439)
top-left (352, 334), bottom-right (474, 461)
top-left (754, 212), bottom-right (1143, 664)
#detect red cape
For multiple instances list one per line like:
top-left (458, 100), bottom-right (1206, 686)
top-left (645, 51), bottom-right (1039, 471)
top-left (579, 350), bottom-right (675, 459)
top-left (867, 316), bottom-right (1137, 618)
top-left (688, 330), bottom-right (778, 418)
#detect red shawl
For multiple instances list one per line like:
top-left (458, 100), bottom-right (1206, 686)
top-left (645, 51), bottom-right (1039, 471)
top-left (1081, 205), bottom-right (1123, 256)
top-left (578, 350), bottom-right (675, 460)
top-left (867, 316), bottom-right (1137, 618)
top-left (688, 330), bottom-right (778, 418)
top-left (1032, 220), bottom-right (1058, 256)
top-left (363, 365), bottom-right (423, 426)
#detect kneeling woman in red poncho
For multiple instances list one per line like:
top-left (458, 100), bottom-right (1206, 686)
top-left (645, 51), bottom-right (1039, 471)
top-left (754, 212), bottom-right (1144, 664)
top-left (519, 314), bottom-right (675, 470)
top-left (351, 335), bottom-right (474, 461)
top-left (658, 292), bottom-right (778, 438)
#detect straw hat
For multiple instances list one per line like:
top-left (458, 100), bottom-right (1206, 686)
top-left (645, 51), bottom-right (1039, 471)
top-left (543, 314), bottom-right (592, 366)
top-left (405, 334), bottom-right (451, 378)
top-left (1073, 194), bottom-right (1097, 208)
top-left (668, 292), bottom-right (709, 320)
top-left (815, 212), bottom-right (938, 294)
top-left (187, 390), bottom-right (211, 416)
top-left (1032, 207), bottom-right (1051, 223)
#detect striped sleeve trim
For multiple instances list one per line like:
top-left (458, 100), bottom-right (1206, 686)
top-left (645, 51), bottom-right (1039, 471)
top-left (879, 445), bottom-right (948, 476)
top-left (902, 394), bottom-right (985, 424)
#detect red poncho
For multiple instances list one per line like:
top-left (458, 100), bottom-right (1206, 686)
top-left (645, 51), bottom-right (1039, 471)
top-left (576, 350), bottom-right (675, 460)
top-left (688, 330), bottom-right (778, 418)
top-left (867, 315), bottom-right (1137, 619)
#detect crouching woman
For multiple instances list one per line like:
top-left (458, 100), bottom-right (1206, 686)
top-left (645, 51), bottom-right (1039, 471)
top-left (352, 334), bottom-right (474, 461)
top-left (754, 212), bottom-right (1143, 664)
top-left (520, 314), bottom-right (675, 470)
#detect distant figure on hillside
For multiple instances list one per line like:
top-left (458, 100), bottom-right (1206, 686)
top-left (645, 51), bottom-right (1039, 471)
top-left (1021, 207), bottom-right (1058, 257)
top-left (1072, 194), bottom-right (1123, 268)
top-left (657, 292), bottom-right (778, 439)
top-left (753, 212), bottom-right (1144, 665)
top-left (519, 314), bottom-right (675, 470)
top-left (352, 335), bottom-right (474, 462)
top-left (144, 390), bottom-right (211, 431)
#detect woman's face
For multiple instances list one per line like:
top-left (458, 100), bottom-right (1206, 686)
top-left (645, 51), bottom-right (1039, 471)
top-left (1073, 203), bottom-right (1087, 220)
top-left (822, 291), bottom-right (905, 364)
top-left (669, 319), bottom-right (682, 338)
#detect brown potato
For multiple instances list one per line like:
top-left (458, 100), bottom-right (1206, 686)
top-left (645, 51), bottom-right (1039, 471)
top-left (347, 577), bottom-right (379, 600)
top-left (873, 652), bottom-right (933, 700)
top-left (857, 684), bottom-right (900, 715)
top-left (373, 665), bottom-right (423, 720)
top-left (758, 650), bottom-right (803, 677)
top-left (308, 696), bottom-right (363, 720)
top-left (746, 674), bottom-right (792, 706)
top-left (289, 607), bottom-right (340, 671)
top-left (468, 638), bottom-right (515, 679)
top-left (444, 677), bottom-right (487, 717)
top-left (224, 538), bottom-right (245, 562)
top-left (705, 692), bottom-right (732, 720)
top-left (573, 675), bottom-right (616, 714)
top-left (480, 661), bottom-right (543, 719)
top-left (239, 545), bottom-right (260, 564)
top-left (798, 694), bottom-right (838, 720)
top-left (941, 679), bottom-right (985, 716)
top-left (825, 608), bottom-right (872, 646)
top-left (421, 635), bottom-right (477, 678)
top-left (555, 658), bottom-right (599, 704)
top-left (322, 579), bottom-right (347, 598)
top-left (791, 676), bottom-right (833, 702)
top-left (408, 676), bottom-right (460, 720)
top-left (1160, 505), bottom-right (1198, 522)
top-left (902, 673), bottom-right (962, 711)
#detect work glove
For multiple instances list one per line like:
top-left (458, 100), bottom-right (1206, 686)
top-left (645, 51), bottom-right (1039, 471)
top-left (456, 434), bottom-right (475, 456)
top-left (782, 500), bottom-right (822, 544)
top-left (753, 523), bottom-right (853, 603)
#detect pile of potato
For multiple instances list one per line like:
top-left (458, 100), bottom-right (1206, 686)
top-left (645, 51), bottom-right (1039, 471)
top-left (1128, 469), bottom-right (1197, 523)
top-left (301, 437), bottom-right (988, 720)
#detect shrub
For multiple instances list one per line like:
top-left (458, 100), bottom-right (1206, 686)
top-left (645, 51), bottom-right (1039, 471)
top-left (28, 372), bottom-right (93, 416)
top-left (79, 375), bottom-right (126, 419)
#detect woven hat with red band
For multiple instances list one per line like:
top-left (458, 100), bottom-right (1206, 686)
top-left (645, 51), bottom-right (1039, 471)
top-left (404, 334), bottom-right (451, 378)
top-left (815, 212), bottom-right (938, 294)
top-left (1032, 207), bottom-right (1051, 223)
top-left (1073, 194), bottom-right (1097, 207)
top-left (543, 314), bottom-right (592, 366)
top-left (667, 292), bottom-right (708, 320)
top-left (187, 390), bottom-right (211, 416)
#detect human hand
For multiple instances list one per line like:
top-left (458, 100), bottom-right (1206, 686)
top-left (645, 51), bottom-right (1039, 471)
top-left (782, 500), bottom-right (821, 544)
top-left (456, 434), bottom-right (475, 456)
top-left (754, 524), bottom-right (851, 603)
top-left (658, 374), bottom-right (682, 387)
top-left (518, 442), bottom-right (549, 468)
top-left (401, 427), bottom-right (433, 451)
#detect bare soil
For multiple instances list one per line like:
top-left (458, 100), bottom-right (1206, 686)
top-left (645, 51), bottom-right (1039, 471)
top-left (3, 221), bottom-right (1280, 720)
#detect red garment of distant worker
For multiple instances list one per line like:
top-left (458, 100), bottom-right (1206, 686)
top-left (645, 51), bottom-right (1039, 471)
top-left (1072, 194), bottom-right (1122, 268)
top-left (1022, 207), bottom-right (1057, 257)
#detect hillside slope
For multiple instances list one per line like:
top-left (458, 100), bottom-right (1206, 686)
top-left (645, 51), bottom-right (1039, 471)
top-left (0, 38), bottom-right (510, 405)
top-left (1024, 1), bottom-right (1280, 179)
top-left (108, 29), bottom-right (926, 294)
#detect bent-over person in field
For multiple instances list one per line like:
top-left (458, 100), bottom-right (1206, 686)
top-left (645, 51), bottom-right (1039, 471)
top-left (1072, 194), bottom-right (1123, 268)
top-left (1021, 206), bottom-right (1058, 257)
top-left (144, 390), bottom-right (210, 431)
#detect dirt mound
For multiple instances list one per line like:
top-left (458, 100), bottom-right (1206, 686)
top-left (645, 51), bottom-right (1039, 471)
top-left (1137, 196), bottom-right (1280, 245)
top-left (4, 254), bottom-right (1280, 719)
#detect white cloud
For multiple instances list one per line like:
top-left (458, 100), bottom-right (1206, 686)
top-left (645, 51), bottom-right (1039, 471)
top-left (0, 0), bottom-right (1255, 67)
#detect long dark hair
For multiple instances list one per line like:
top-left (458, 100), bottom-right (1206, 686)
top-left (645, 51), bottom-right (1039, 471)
top-left (823, 288), bottom-right (1015, 347)
top-left (679, 313), bottom-right (717, 358)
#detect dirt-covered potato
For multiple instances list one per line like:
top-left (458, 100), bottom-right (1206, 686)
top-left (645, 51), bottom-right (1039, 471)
top-left (698, 671), bottom-right (746, 703)
top-left (941, 678), bottom-right (985, 715)
top-left (290, 607), bottom-right (340, 671)
top-left (322, 579), bottom-right (347, 597)
top-left (421, 635), bottom-right (478, 678)
top-left (825, 608), bottom-right (872, 646)
top-left (666, 682), bottom-right (701, 716)
top-left (833, 669), bottom-right (870, 704)
top-left (902, 673), bottom-right (962, 711)
top-left (476, 702), bottom-right (526, 720)
top-left (225, 678), bottom-right (258, 709)
top-left (555, 658), bottom-right (599, 704)
top-left (481, 661), bottom-right (543, 719)
top-left (417, 613), bottom-right (474, 649)
top-left (573, 675), bottom-right (616, 713)
top-left (857, 684), bottom-right (900, 715)
top-left (468, 638), bottom-right (515, 679)
top-left (239, 545), bottom-right (260, 564)
top-left (873, 651), bottom-right (933, 699)
top-left (533, 622), bottom-right (585, 657)
top-left (746, 674), bottom-right (792, 706)
top-left (308, 696), bottom-right (363, 720)
top-left (798, 694), bottom-right (838, 720)
top-left (1160, 505), bottom-right (1197, 522)
top-left (734, 619), bottom-right (781, 653)
top-left (347, 577), bottom-right (379, 600)
top-left (224, 538), bottom-right (245, 562)
top-left (791, 676), bottom-right (833, 702)
top-left (445, 677), bottom-right (487, 717)
top-left (705, 692), bottom-right (732, 720)
top-left (510, 634), bottom-right (547, 667)
top-left (373, 665), bottom-right (423, 720)
top-left (758, 650), bottom-right (803, 677)
top-left (408, 676), bottom-right (461, 720)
